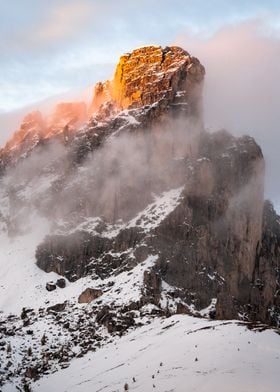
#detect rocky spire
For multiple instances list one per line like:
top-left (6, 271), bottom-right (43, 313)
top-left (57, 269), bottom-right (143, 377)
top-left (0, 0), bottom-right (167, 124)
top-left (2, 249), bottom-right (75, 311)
top-left (90, 45), bottom-right (205, 118)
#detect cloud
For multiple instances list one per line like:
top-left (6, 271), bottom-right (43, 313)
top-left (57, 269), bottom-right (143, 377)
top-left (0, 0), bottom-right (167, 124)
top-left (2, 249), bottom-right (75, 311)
top-left (30, 1), bottom-right (94, 44)
top-left (176, 18), bottom-right (280, 205)
top-left (0, 0), bottom-right (95, 52)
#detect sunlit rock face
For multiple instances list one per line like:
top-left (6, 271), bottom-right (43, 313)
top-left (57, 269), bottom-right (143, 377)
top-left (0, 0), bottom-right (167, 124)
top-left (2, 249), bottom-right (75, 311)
top-left (47, 102), bottom-right (87, 137)
top-left (0, 101), bottom-right (87, 170)
top-left (90, 45), bottom-right (205, 118)
top-left (0, 46), bottom-right (205, 171)
top-left (4, 110), bottom-right (45, 151)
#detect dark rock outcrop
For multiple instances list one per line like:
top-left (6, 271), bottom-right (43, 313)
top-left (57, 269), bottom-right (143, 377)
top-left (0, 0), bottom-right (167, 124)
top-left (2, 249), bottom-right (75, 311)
top-left (36, 228), bottom-right (144, 281)
top-left (36, 232), bottom-right (112, 281)
top-left (216, 201), bottom-right (280, 325)
top-left (46, 282), bottom-right (56, 292)
top-left (56, 278), bottom-right (66, 288)
top-left (47, 302), bottom-right (67, 313)
top-left (142, 270), bottom-right (162, 306)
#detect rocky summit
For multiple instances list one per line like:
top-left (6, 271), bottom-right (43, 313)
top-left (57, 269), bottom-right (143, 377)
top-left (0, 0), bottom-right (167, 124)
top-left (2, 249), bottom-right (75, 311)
top-left (90, 45), bottom-right (205, 115)
top-left (0, 45), bottom-right (279, 390)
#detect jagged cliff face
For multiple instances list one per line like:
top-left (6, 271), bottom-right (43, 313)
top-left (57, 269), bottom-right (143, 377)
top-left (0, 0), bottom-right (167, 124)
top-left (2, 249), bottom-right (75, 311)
top-left (154, 131), bottom-right (265, 309)
top-left (0, 45), bottom-right (279, 328)
top-left (0, 102), bottom-right (87, 171)
top-left (90, 45), bottom-right (204, 116)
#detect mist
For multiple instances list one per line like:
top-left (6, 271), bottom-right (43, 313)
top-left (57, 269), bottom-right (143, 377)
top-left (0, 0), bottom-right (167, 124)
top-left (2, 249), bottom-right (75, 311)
top-left (0, 115), bottom-right (202, 240)
top-left (176, 19), bottom-right (280, 208)
top-left (0, 85), bottom-right (93, 146)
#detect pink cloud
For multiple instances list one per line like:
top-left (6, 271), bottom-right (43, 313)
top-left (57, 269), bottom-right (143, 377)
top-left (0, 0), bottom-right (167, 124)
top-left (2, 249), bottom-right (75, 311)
top-left (22, 0), bottom-right (95, 46)
top-left (39, 2), bottom-right (93, 42)
top-left (176, 19), bottom-right (280, 202)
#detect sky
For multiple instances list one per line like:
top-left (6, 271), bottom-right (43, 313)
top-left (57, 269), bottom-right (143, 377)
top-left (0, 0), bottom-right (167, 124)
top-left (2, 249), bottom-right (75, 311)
top-left (0, 0), bottom-right (279, 206)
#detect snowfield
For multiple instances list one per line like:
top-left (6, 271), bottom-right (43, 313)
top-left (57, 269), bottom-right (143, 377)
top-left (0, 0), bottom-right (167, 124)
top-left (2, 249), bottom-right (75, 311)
top-left (33, 315), bottom-right (280, 392)
top-left (0, 216), bottom-right (54, 314)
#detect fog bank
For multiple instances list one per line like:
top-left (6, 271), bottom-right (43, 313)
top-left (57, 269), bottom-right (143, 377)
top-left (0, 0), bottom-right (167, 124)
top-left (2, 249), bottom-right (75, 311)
top-left (177, 20), bottom-right (280, 207)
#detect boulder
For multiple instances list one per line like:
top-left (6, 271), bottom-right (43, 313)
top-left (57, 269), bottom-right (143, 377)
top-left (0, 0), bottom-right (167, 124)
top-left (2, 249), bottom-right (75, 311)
top-left (78, 288), bottom-right (103, 304)
top-left (176, 303), bottom-right (190, 315)
top-left (47, 302), bottom-right (67, 313)
top-left (46, 282), bottom-right (56, 292)
top-left (56, 278), bottom-right (66, 288)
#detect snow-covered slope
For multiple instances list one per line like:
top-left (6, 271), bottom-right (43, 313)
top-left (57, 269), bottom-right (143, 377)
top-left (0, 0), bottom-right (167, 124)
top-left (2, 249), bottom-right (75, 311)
top-left (0, 185), bottom-right (183, 315)
top-left (0, 251), bottom-right (161, 390)
top-left (32, 315), bottom-right (280, 392)
top-left (0, 216), bottom-right (53, 314)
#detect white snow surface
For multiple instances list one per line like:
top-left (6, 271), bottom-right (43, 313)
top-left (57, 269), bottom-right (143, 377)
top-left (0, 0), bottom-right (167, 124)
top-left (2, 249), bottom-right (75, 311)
top-left (33, 315), bottom-right (280, 392)
top-left (0, 216), bottom-right (55, 314)
top-left (127, 187), bottom-right (183, 231)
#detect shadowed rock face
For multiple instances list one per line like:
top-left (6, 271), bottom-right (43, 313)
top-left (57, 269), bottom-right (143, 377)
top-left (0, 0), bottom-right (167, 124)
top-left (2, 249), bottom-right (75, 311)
top-left (36, 227), bottom-right (144, 281)
top-left (222, 200), bottom-right (280, 324)
top-left (153, 131), bottom-right (265, 309)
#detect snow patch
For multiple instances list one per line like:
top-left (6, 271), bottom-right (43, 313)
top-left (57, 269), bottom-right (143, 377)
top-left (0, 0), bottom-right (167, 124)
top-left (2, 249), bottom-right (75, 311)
top-left (128, 187), bottom-right (184, 231)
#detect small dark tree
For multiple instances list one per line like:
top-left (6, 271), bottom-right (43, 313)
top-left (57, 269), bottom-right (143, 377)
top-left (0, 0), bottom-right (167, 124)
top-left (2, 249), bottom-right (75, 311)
top-left (41, 333), bottom-right (47, 345)
top-left (6, 342), bottom-right (12, 353)
top-left (23, 382), bottom-right (31, 392)
top-left (124, 382), bottom-right (129, 390)
top-left (21, 308), bottom-right (27, 320)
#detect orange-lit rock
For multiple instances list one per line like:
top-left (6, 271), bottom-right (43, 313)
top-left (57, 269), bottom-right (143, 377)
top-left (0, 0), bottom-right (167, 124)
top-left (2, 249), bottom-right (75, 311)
top-left (90, 45), bottom-right (205, 116)
top-left (1, 45), bottom-right (205, 169)
top-left (0, 101), bottom-right (87, 168)
top-left (4, 111), bottom-right (45, 151)
top-left (89, 81), bottom-right (111, 114)
top-left (47, 101), bottom-right (87, 137)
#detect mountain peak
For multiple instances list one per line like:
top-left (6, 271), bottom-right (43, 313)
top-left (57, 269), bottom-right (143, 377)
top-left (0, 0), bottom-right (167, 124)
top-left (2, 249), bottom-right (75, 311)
top-left (1, 45), bottom-right (205, 169)
top-left (90, 45), bottom-right (205, 116)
